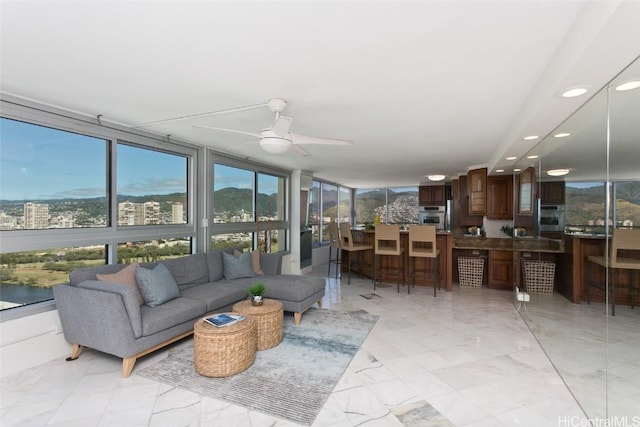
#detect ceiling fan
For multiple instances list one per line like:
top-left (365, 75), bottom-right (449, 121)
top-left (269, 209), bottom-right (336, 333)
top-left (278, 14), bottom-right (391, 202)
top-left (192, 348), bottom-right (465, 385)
top-left (192, 98), bottom-right (353, 156)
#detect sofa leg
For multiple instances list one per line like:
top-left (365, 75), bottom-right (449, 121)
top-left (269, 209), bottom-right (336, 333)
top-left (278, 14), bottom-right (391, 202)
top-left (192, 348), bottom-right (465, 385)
top-left (122, 356), bottom-right (136, 378)
top-left (317, 299), bottom-right (323, 309)
top-left (294, 312), bottom-right (302, 325)
top-left (65, 343), bottom-right (83, 361)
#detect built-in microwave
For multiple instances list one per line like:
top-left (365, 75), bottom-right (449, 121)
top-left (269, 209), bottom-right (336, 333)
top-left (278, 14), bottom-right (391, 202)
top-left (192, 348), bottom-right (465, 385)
top-left (418, 206), bottom-right (446, 230)
top-left (539, 205), bottom-right (565, 232)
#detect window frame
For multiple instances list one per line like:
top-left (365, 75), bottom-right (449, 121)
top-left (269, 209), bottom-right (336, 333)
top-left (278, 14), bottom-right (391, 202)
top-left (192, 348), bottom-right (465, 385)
top-left (0, 96), bottom-right (200, 319)
top-left (209, 154), bottom-right (290, 253)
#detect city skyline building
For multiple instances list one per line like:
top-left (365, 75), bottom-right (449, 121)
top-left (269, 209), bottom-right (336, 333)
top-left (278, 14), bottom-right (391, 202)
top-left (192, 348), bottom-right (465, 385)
top-left (23, 202), bottom-right (49, 229)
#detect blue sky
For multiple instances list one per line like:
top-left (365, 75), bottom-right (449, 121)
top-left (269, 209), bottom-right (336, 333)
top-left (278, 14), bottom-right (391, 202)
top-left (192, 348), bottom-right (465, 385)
top-left (0, 118), bottom-right (278, 201)
top-left (0, 118), bottom-right (186, 200)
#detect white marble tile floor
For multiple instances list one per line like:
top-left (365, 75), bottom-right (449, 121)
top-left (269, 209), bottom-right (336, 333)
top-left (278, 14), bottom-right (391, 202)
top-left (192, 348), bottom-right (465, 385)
top-left (3, 264), bottom-right (633, 426)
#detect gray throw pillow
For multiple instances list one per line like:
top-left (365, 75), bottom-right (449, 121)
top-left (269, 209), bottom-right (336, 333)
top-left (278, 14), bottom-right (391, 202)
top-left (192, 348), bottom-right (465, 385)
top-left (223, 251), bottom-right (255, 280)
top-left (135, 263), bottom-right (180, 307)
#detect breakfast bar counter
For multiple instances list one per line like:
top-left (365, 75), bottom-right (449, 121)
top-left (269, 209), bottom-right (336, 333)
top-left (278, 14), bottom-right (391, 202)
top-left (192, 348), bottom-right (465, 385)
top-left (345, 229), bottom-right (453, 291)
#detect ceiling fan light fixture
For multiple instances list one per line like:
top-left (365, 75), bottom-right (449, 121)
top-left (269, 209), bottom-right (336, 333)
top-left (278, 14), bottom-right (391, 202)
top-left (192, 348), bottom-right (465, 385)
top-left (260, 137), bottom-right (291, 154)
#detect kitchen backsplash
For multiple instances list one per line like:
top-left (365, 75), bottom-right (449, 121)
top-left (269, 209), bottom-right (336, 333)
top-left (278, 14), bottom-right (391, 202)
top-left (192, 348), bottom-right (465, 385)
top-left (483, 218), bottom-right (513, 238)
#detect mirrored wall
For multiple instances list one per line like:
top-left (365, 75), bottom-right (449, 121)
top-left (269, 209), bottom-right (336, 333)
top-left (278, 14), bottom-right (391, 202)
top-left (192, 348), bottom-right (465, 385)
top-left (514, 56), bottom-right (640, 419)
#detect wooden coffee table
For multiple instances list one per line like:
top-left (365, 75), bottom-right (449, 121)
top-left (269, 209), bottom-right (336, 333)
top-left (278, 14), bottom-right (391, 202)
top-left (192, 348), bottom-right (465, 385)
top-left (232, 299), bottom-right (284, 350)
top-left (193, 313), bottom-right (256, 377)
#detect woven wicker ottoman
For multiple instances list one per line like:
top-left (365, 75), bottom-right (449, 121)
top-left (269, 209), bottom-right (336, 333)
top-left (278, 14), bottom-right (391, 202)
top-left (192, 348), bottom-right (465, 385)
top-left (193, 313), bottom-right (256, 377)
top-left (232, 299), bottom-right (284, 350)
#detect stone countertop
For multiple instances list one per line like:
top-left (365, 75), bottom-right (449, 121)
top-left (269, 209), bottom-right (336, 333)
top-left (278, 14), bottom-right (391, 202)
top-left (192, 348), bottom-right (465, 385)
top-left (352, 228), bottom-right (452, 235)
top-left (453, 235), bottom-right (564, 253)
top-left (564, 233), bottom-right (607, 239)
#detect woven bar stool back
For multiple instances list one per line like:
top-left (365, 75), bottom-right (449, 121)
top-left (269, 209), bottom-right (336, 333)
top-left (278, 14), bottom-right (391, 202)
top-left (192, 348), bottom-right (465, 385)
top-left (588, 228), bottom-right (640, 315)
top-left (374, 224), bottom-right (405, 292)
top-left (339, 222), bottom-right (373, 285)
top-left (408, 225), bottom-right (440, 296)
top-left (327, 221), bottom-right (342, 278)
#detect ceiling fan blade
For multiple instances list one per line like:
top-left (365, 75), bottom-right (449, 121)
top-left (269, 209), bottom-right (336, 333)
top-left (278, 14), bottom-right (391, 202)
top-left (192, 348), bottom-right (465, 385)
top-left (229, 141), bottom-right (260, 151)
top-left (290, 144), bottom-right (311, 157)
top-left (290, 133), bottom-right (353, 146)
top-left (193, 125), bottom-right (261, 139)
top-left (132, 102), bottom-right (269, 127)
top-left (271, 115), bottom-right (293, 137)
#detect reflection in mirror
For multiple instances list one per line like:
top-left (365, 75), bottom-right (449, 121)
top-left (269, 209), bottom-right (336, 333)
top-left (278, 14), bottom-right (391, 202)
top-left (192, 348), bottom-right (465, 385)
top-left (514, 56), bottom-right (639, 420)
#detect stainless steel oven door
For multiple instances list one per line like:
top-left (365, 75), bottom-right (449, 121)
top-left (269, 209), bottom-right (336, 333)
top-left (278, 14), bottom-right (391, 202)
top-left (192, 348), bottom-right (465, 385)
top-left (419, 212), bottom-right (445, 229)
top-left (539, 205), bottom-right (565, 232)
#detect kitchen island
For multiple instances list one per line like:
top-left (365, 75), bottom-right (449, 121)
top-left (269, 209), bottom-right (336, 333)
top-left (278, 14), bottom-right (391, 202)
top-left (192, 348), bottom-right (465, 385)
top-left (561, 234), bottom-right (638, 307)
top-left (341, 230), bottom-right (637, 306)
top-left (344, 229), bottom-right (453, 291)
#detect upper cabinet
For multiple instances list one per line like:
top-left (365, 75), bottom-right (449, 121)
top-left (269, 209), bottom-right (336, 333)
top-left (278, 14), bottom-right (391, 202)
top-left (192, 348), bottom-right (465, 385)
top-left (468, 167), bottom-right (487, 215)
top-left (419, 185), bottom-right (446, 206)
top-left (540, 181), bottom-right (565, 205)
top-left (517, 167), bottom-right (536, 216)
top-left (487, 175), bottom-right (513, 219)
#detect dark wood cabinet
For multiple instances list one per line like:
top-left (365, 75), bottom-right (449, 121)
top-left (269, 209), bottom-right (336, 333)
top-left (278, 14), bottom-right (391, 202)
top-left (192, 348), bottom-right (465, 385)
top-left (419, 185), bottom-right (446, 206)
top-left (517, 167), bottom-right (536, 216)
top-left (451, 179), bottom-right (459, 201)
top-left (452, 175), bottom-right (483, 229)
top-left (487, 176), bottom-right (513, 219)
top-left (540, 181), bottom-right (565, 205)
top-left (488, 250), bottom-right (513, 290)
top-left (468, 167), bottom-right (487, 216)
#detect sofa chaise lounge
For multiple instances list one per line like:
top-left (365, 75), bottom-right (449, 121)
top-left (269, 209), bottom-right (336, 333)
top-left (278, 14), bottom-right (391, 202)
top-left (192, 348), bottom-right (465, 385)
top-left (53, 249), bottom-right (325, 377)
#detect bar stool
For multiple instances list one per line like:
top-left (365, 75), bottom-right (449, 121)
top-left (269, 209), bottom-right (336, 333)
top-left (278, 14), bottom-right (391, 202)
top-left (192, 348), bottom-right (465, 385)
top-left (587, 228), bottom-right (640, 316)
top-left (327, 221), bottom-right (342, 278)
top-left (338, 222), bottom-right (373, 285)
top-left (374, 224), bottom-right (405, 292)
top-left (408, 225), bottom-right (440, 296)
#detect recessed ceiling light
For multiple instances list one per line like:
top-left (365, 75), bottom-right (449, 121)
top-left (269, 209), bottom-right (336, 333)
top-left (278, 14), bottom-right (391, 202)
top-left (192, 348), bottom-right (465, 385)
top-left (427, 174), bottom-right (446, 181)
top-left (505, 156), bottom-right (517, 161)
top-left (513, 168), bottom-right (522, 172)
top-left (554, 132), bottom-right (571, 138)
top-left (561, 87), bottom-right (588, 98)
top-left (547, 169), bottom-right (570, 176)
top-left (527, 155), bottom-right (538, 159)
top-left (615, 80), bottom-right (640, 91)
top-left (495, 169), bottom-right (504, 173)
top-left (523, 135), bottom-right (539, 141)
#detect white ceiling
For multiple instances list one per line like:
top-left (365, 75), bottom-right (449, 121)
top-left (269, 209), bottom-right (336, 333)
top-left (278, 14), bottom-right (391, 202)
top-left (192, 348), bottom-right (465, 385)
top-left (1, 1), bottom-right (638, 188)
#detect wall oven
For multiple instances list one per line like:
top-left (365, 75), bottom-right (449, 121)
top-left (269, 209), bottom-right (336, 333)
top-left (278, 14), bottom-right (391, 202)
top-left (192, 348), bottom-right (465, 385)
top-left (539, 205), bottom-right (565, 232)
top-left (418, 206), bottom-right (446, 230)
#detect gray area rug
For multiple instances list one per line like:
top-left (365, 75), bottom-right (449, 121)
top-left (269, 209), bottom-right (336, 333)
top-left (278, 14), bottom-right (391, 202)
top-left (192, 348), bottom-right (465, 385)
top-left (137, 308), bottom-right (378, 425)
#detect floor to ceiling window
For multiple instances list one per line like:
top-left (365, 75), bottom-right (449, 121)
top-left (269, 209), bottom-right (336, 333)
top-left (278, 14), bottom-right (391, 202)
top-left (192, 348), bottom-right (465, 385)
top-left (210, 159), bottom-right (288, 253)
top-left (307, 179), bottom-right (353, 245)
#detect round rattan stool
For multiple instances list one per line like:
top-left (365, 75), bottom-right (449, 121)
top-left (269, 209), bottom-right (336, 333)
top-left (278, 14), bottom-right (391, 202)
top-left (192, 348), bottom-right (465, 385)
top-left (193, 313), bottom-right (256, 377)
top-left (232, 299), bottom-right (284, 350)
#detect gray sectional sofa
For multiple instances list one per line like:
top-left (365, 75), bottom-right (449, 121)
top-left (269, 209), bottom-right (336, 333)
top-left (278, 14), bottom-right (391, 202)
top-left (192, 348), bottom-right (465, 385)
top-left (52, 249), bottom-right (325, 377)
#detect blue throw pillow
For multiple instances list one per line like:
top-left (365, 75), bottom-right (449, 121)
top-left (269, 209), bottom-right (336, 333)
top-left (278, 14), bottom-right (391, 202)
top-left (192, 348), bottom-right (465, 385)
top-left (223, 251), bottom-right (255, 280)
top-left (135, 263), bottom-right (180, 307)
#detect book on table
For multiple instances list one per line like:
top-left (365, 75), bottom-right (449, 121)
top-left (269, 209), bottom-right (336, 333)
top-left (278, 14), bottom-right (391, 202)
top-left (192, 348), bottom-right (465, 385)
top-left (204, 313), bottom-right (245, 327)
